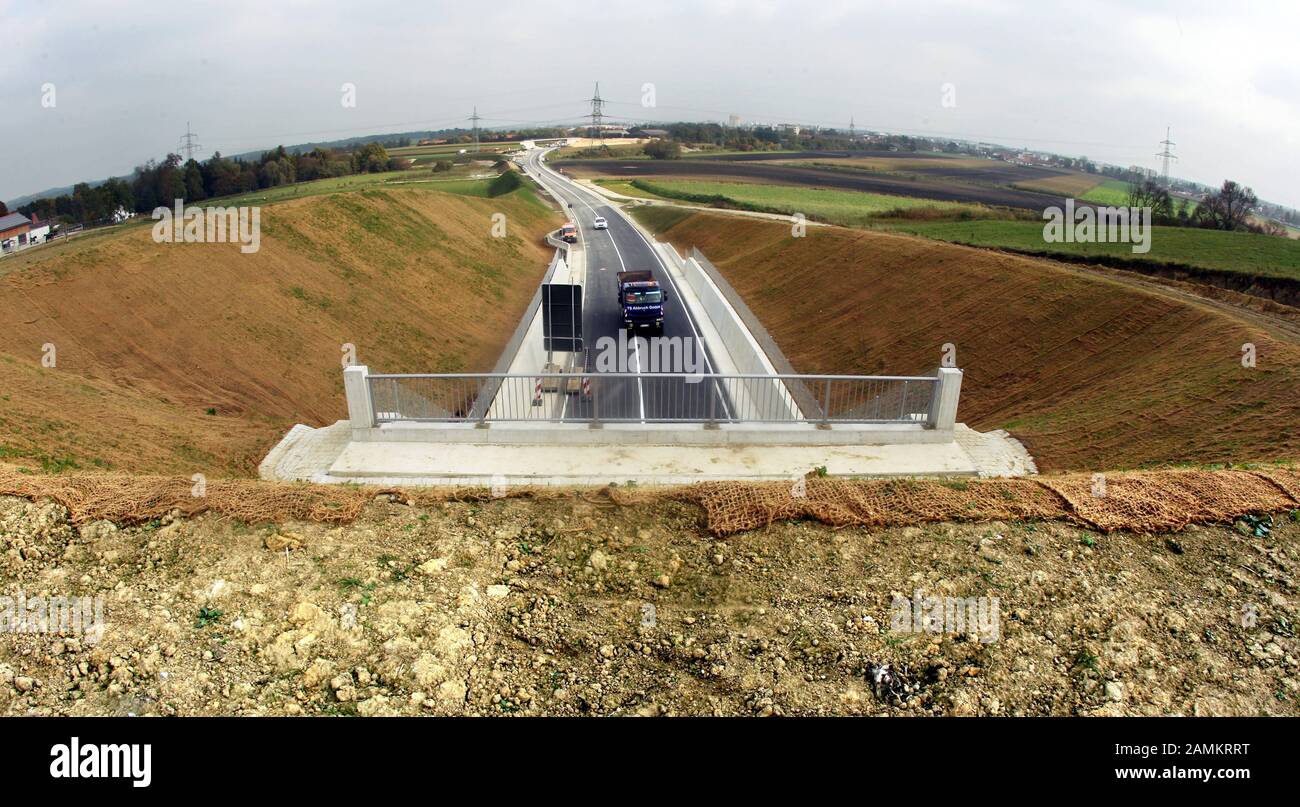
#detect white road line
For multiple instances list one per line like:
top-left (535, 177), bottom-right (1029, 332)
top-left (592, 204), bottom-right (646, 421)
top-left (548, 155), bottom-right (721, 424)
top-left (530, 152), bottom-right (590, 423)
top-left (539, 152), bottom-right (647, 422)
top-left (608, 190), bottom-right (736, 421)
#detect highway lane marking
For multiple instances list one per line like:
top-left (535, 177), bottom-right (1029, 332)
top-left (611, 196), bottom-right (736, 421)
top-left (582, 191), bottom-right (647, 422)
top-left (530, 151), bottom-right (584, 424)
top-left (533, 153), bottom-right (644, 423)
top-left (535, 150), bottom-right (646, 422)
top-left (560, 169), bottom-right (724, 421)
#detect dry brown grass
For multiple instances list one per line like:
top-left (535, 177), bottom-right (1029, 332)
top-left (0, 188), bottom-right (559, 475)
top-left (651, 211), bottom-right (1300, 472)
top-left (3, 465), bottom-right (1298, 537)
top-left (1012, 172), bottom-right (1106, 197)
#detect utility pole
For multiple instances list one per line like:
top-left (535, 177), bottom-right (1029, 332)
top-left (1155, 126), bottom-right (1177, 188)
top-left (849, 116), bottom-right (855, 141)
top-left (469, 107), bottom-right (482, 153)
top-left (179, 121), bottom-right (201, 162)
top-left (588, 82), bottom-right (604, 140)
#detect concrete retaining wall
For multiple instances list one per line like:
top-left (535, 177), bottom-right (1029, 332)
top-left (349, 420), bottom-right (952, 446)
top-left (652, 243), bottom-right (800, 421)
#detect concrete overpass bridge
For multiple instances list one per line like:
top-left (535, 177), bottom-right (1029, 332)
top-left (260, 148), bottom-right (1034, 485)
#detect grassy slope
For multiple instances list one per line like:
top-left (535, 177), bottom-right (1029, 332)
top-left (636, 207), bottom-right (1300, 472)
top-left (875, 219), bottom-right (1300, 281)
top-left (0, 184), bottom-right (559, 476)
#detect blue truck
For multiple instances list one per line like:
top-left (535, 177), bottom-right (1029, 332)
top-left (616, 269), bottom-right (665, 334)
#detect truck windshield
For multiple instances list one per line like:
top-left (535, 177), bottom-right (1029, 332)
top-left (625, 290), bottom-right (663, 304)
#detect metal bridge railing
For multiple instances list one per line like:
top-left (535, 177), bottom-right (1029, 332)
top-left (362, 372), bottom-right (940, 425)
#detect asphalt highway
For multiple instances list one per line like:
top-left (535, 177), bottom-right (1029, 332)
top-left (522, 148), bottom-right (733, 422)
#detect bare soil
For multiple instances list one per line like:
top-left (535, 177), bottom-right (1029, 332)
top-left (563, 158), bottom-right (1067, 212)
top-left (2, 492), bottom-right (1297, 716)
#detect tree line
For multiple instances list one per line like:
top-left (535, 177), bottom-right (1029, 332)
top-left (16, 142), bottom-right (405, 226)
top-left (1128, 178), bottom-right (1284, 235)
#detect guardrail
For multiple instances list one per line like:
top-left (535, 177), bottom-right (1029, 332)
top-left (544, 230), bottom-right (572, 251)
top-left (345, 367), bottom-right (960, 427)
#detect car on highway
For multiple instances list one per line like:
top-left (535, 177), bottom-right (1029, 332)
top-left (593, 216), bottom-right (608, 230)
top-left (560, 223), bottom-right (577, 243)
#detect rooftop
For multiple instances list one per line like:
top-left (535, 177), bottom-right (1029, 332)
top-left (0, 212), bottom-right (32, 231)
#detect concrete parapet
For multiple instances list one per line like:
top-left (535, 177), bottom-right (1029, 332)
top-left (343, 365), bottom-right (374, 430)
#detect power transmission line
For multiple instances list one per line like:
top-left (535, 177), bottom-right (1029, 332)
top-left (1155, 126), bottom-right (1177, 187)
top-left (588, 82), bottom-right (605, 139)
top-left (179, 121), bottom-right (201, 161)
top-left (469, 106), bottom-right (482, 152)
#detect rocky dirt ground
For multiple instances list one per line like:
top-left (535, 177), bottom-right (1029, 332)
top-left (2, 491), bottom-right (1298, 716)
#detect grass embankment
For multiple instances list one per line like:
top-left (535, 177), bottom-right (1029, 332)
top-left (0, 167), bottom-right (518, 278)
top-left (635, 208), bottom-right (1300, 472)
top-left (0, 183), bottom-right (559, 476)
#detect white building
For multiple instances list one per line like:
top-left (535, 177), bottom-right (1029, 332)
top-left (29, 212), bottom-right (52, 241)
top-left (0, 212), bottom-right (32, 253)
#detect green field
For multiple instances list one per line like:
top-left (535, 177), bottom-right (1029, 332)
top-left (593, 179), bottom-right (664, 199)
top-left (1078, 178), bottom-right (1133, 206)
top-left (621, 179), bottom-right (988, 226)
top-left (877, 219), bottom-right (1300, 281)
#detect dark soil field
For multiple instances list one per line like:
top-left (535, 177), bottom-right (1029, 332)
top-left (563, 158), bottom-right (1067, 212)
top-left (775, 156), bottom-right (1074, 186)
top-left (682, 150), bottom-right (932, 161)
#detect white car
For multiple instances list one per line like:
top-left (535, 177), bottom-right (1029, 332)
top-left (593, 216), bottom-right (608, 230)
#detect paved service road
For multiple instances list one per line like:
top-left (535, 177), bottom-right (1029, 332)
top-left (522, 148), bottom-right (732, 422)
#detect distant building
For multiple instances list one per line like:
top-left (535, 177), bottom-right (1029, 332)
top-left (28, 213), bottom-right (51, 243)
top-left (0, 212), bottom-right (31, 253)
top-left (728, 114), bottom-right (741, 128)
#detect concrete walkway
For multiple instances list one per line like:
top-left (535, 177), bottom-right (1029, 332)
top-left (259, 420), bottom-right (1035, 485)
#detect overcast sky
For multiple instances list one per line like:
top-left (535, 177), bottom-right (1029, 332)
top-left (3, 0), bottom-right (1298, 207)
